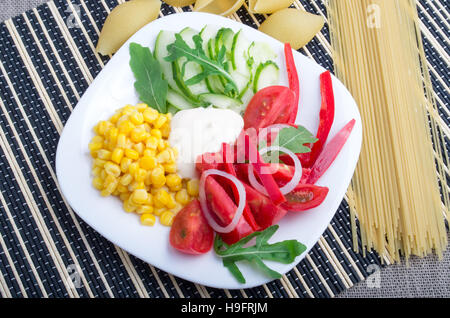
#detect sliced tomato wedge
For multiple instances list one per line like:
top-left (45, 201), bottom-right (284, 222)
top-left (196, 151), bottom-right (223, 174)
top-left (281, 184), bottom-right (329, 212)
top-left (204, 175), bottom-right (254, 245)
top-left (169, 199), bottom-right (214, 255)
top-left (243, 182), bottom-right (287, 229)
top-left (243, 86), bottom-right (295, 130)
top-left (234, 163), bottom-right (310, 187)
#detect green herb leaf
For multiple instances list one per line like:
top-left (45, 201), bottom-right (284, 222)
top-left (214, 225), bottom-right (306, 283)
top-left (273, 126), bottom-right (318, 154)
top-left (129, 42), bottom-right (168, 113)
top-left (165, 33), bottom-right (238, 93)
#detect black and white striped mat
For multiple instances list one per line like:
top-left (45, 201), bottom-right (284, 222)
top-left (0, 0), bottom-right (447, 298)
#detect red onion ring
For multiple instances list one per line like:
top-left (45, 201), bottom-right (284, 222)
top-left (199, 169), bottom-right (246, 233)
top-left (248, 146), bottom-right (302, 195)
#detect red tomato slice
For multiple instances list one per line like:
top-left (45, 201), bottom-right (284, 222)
top-left (195, 151), bottom-right (223, 174)
top-left (243, 86), bottom-right (295, 130)
top-left (243, 182), bottom-right (287, 229)
top-left (281, 184), bottom-right (329, 212)
top-left (169, 199), bottom-right (214, 255)
top-left (234, 163), bottom-right (310, 187)
top-left (204, 175), bottom-right (254, 245)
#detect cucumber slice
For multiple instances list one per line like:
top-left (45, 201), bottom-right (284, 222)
top-left (200, 25), bottom-right (220, 52)
top-left (248, 42), bottom-right (277, 66)
top-left (199, 93), bottom-right (242, 109)
top-left (167, 88), bottom-right (198, 111)
top-left (176, 27), bottom-right (209, 96)
top-left (154, 30), bottom-right (180, 94)
top-left (206, 75), bottom-right (225, 94)
top-left (231, 30), bottom-right (252, 94)
top-left (253, 61), bottom-right (279, 93)
top-left (215, 28), bottom-right (234, 57)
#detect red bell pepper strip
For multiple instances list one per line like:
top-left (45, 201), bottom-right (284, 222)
top-left (244, 134), bottom-right (286, 205)
top-left (281, 184), bottom-right (329, 212)
top-left (222, 143), bottom-right (260, 231)
top-left (304, 71), bottom-right (335, 167)
top-left (284, 43), bottom-right (300, 124)
top-left (307, 119), bottom-right (356, 184)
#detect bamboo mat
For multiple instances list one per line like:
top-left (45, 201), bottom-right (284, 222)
top-left (0, 0), bottom-right (447, 298)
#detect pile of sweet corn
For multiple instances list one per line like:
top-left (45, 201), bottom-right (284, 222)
top-left (88, 103), bottom-right (199, 227)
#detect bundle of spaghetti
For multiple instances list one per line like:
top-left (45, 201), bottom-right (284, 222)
top-left (327, 0), bottom-right (449, 262)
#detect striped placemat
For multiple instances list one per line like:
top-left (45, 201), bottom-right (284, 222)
top-left (0, 0), bottom-right (447, 298)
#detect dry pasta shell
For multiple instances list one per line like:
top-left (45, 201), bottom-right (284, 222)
top-left (249, 0), bottom-right (294, 14)
top-left (258, 8), bottom-right (324, 50)
top-left (96, 0), bottom-right (161, 56)
top-left (194, 0), bottom-right (245, 16)
top-left (163, 0), bottom-right (195, 7)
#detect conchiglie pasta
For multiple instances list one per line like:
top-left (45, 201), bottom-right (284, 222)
top-left (163, 0), bottom-right (195, 7)
top-left (194, 0), bottom-right (245, 16)
top-left (96, 0), bottom-right (161, 56)
top-left (258, 8), bottom-right (324, 50)
top-left (249, 0), bottom-right (294, 14)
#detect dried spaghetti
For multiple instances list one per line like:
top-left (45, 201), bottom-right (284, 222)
top-left (327, 0), bottom-right (449, 262)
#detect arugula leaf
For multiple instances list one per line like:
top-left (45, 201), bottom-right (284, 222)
top-left (129, 42), bottom-right (168, 113)
top-left (165, 33), bottom-right (238, 93)
top-left (273, 126), bottom-right (318, 154)
top-left (214, 225), bottom-right (306, 283)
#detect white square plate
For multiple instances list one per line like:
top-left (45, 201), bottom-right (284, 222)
top-left (56, 12), bottom-right (362, 289)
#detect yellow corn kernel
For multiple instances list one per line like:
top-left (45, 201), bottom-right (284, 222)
top-left (145, 193), bottom-right (153, 205)
top-left (108, 127), bottom-right (118, 144)
top-left (111, 148), bottom-right (124, 164)
top-left (117, 184), bottom-right (128, 193)
top-left (118, 120), bottom-right (135, 135)
top-left (143, 108), bottom-right (158, 123)
top-left (166, 193), bottom-right (177, 209)
top-left (90, 150), bottom-right (99, 158)
top-left (122, 105), bottom-right (135, 114)
top-left (109, 112), bottom-right (121, 124)
top-left (150, 128), bottom-right (162, 139)
top-left (153, 207), bottom-right (165, 216)
top-left (145, 136), bottom-right (158, 150)
top-left (136, 103), bottom-right (148, 112)
top-left (160, 211), bottom-right (174, 226)
top-left (166, 174), bottom-right (182, 188)
top-left (156, 149), bottom-right (171, 163)
top-left (92, 166), bottom-right (101, 177)
top-left (157, 139), bottom-right (166, 151)
top-left (123, 199), bottom-right (136, 213)
top-left (143, 123), bottom-right (151, 133)
top-left (134, 168), bottom-right (147, 182)
top-left (128, 162), bottom-right (139, 176)
top-left (175, 189), bottom-right (190, 205)
top-left (187, 179), bottom-right (199, 197)
top-left (96, 121), bottom-right (110, 136)
top-left (154, 189), bottom-right (170, 207)
top-left (93, 158), bottom-right (107, 168)
top-left (117, 133), bottom-right (127, 148)
top-left (130, 128), bottom-right (146, 143)
top-left (154, 115), bottom-right (167, 129)
top-left (143, 149), bottom-right (156, 157)
top-left (92, 177), bottom-right (104, 190)
top-left (130, 189), bottom-right (148, 205)
top-left (144, 171), bottom-right (153, 186)
top-left (128, 180), bottom-right (145, 192)
top-left (151, 167), bottom-right (166, 188)
top-left (120, 157), bottom-right (132, 173)
top-left (119, 192), bottom-right (130, 202)
top-left (140, 156), bottom-right (157, 170)
top-left (169, 183), bottom-right (182, 192)
top-left (91, 135), bottom-right (104, 144)
top-left (125, 148), bottom-right (139, 160)
top-left (100, 169), bottom-right (107, 180)
top-left (163, 163), bottom-right (177, 174)
top-left (88, 142), bottom-right (103, 152)
top-left (160, 123), bottom-right (171, 138)
top-left (120, 173), bottom-right (133, 186)
top-left (104, 162), bottom-right (121, 177)
top-left (140, 213), bottom-right (156, 226)
top-left (170, 202), bottom-right (184, 214)
top-left (129, 112), bottom-right (144, 125)
top-left (96, 149), bottom-right (111, 160)
top-left (100, 189), bottom-right (112, 197)
top-left (136, 205), bottom-right (153, 215)
top-left (104, 178), bottom-right (118, 195)
top-left (133, 142), bottom-right (145, 155)
top-left (172, 147), bottom-right (179, 158)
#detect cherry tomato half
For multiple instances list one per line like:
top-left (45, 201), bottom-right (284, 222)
top-left (281, 184), bottom-right (329, 212)
top-left (169, 199), bottom-right (214, 255)
top-left (243, 86), bottom-right (295, 130)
